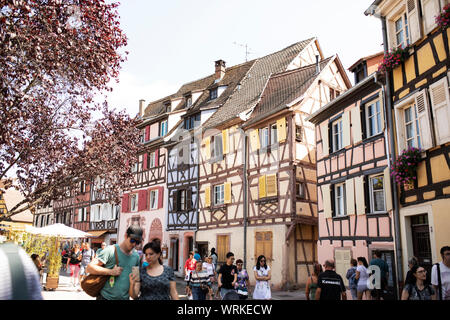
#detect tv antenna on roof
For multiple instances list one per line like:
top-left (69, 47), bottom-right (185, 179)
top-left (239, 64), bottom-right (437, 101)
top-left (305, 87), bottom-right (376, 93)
top-left (233, 42), bottom-right (255, 62)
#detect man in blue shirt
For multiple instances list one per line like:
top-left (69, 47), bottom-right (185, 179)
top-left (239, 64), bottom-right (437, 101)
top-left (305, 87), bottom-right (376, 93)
top-left (369, 250), bottom-right (389, 300)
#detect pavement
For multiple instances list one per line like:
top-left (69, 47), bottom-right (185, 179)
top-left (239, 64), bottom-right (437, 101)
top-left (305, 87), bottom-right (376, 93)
top-left (40, 269), bottom-right (307, 300)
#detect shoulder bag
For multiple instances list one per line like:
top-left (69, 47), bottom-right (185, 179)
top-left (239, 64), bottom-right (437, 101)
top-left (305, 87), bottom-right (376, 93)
top-left (435, 263), bottom-right (443, 300)
top-left (81, 245), bottom-right (119, 297)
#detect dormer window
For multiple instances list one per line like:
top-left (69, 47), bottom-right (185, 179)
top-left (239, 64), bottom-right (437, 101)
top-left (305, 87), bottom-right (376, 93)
top-left (209, 88), bottom-right (218, 100)
top-left (165, 102), bottom-right (171, 113)
top-left (186, 96), bottom-right (192, 108)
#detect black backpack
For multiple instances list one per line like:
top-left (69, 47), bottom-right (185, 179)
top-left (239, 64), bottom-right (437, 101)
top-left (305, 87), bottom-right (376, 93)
top-left (435, 263), bottom-right (443, 300)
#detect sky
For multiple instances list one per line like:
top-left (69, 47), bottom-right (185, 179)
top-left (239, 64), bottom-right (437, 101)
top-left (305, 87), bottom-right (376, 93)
top-left (106, 0), bottom-right (383, 116)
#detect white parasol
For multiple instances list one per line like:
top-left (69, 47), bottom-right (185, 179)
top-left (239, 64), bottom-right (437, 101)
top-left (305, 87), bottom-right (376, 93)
top-left (33, 223), bottom-right (93, 238)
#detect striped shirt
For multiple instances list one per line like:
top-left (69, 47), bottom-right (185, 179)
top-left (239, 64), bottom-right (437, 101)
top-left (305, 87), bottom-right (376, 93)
top-left (0, 244), bottom-right (43, 300)
top-left (188, 270), bottom-right (211, 289)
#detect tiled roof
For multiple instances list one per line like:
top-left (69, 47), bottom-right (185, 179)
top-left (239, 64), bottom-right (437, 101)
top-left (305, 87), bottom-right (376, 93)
top-left (203, 38), bottom-right (315, 129)
top-left (244, 57), bottom-right (333, 127)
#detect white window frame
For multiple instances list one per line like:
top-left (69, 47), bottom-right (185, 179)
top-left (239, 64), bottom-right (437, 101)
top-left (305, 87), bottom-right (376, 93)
top-left (404, 102), bottom-right (422, 149)
top-left (332, 118), bottom-right (343, 152)
top-left (160, 120), bottom-right (168, 136)
top-left (334, 183), bottom-right (346, 217)
top-left (369, 174), bottom-right (386, 213)
top-left (214, 184), bottom-right (224, 206)
top-left (211, 134), bottom-right (223, 160)
top-left (366, 98), bottom-right (383, 137)
top-left (394, 12), bottom-right (410, 49)
top-left (209, 88), bottom-right (218, 100)
top-left (149, 152), bottom-right (156, 168)
top-left (150, 189), bottom-right (159, 210)
top-left (260, 127), bottom-right (269, 149)
top-left (130, 194), bottom-right (138, 212)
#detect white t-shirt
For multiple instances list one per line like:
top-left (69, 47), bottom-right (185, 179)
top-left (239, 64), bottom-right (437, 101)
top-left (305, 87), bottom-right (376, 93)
top-left (356, 265), bottom-right (369, 284)
top-left (202, 262), bottom-right (215, 277)
top-left (431, 262), bottom-right (450, 300)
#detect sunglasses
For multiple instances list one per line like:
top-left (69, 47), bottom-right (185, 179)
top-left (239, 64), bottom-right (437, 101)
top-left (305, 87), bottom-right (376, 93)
top-left (130, 238), bottom-right (141, 245)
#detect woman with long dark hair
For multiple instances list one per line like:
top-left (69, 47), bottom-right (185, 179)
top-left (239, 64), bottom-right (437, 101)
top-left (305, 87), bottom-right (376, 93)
top-left (305, 263), bottom-right (323, 300)
top-left (129, 240), bottom-right (179, 300)
top-left (355, 257), bottom-right (370, 300)
top-left (252, 255), bottom-right (271, 300)
top-left (401, 265), bottom-right (436, 300)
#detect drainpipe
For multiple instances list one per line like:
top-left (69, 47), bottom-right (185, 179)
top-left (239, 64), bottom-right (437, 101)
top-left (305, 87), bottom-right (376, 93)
top-left (241, 129), bottom-right (249, 270)
top-left (379, 16), bottom-right (403, 299)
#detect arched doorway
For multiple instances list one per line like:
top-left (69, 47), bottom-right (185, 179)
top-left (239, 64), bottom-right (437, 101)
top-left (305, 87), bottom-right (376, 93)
top-left (148, 218), bottom-right (163, 243)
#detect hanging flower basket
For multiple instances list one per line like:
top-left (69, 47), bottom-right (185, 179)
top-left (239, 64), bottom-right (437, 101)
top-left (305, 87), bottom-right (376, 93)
top-left (391, 147), bottom-right (422, 188)
top-left (378, 46), bottom-right (410, 73)
top-left (436, 4), bottom-right (450, 30)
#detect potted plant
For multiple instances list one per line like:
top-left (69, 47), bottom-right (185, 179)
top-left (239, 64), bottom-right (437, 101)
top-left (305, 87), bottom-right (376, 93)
top-left (436, 4), bottom-right (450, 30)
top-left (391, 147), bottom-right (422, 190)
top-left (378, 46), bottom-right (410, 73)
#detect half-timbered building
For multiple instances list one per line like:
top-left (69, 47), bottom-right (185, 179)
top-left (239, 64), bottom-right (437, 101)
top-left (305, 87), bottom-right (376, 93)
top-left (197, 38), bottom-right (351, 288)
top-left (367, 0), bottom-right (450, 277)
top-left (164, 60), bottom-right (254, 275)
top-left (308, 52), bottom-right (400, 297)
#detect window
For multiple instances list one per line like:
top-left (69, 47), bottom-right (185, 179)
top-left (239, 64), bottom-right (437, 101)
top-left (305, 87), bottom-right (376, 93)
top-left (211, 134), bottom-right (223, 160)
top-left (131, 162), bottom-right (138, 173)
top-left (149, 189), bottom-right (159, 210)
top-left (130, 194), bottom-right (138, 212)
top-left (165, 103), bottom-right (171, 113)
top-left (366, 99), bottom-right (383, 137)
top-left (296, 183), bottom-right (306, 199)
top-left (80, 181), bottom-right (86, 193)
top-left (160, 120), bottom-right (168, 136)
top-left (295, 126), bottom-right (303, 142)
top-left (149, 152), bottom-right (156, 168)
top-left (395, 13), bottom-right (410, 48)
top-left (214, 185), bottom-right (224, 206)
top-left (186, 96), bottom-right (192, 108)
top-left (209, 88), bottom-right (218, 100)
top-left (334, 183), bottom-right (346, 217)
top-left (332, 118), bottom-right (343, 152)
top-left (178, 190), bottom-right (186, 211)
top-left (369, 175), bottom-right (386, 213)
top-left (184, 114), bottom-right (200, 130)
top-left (260, 127), bottom-right (269, 149)
top-left (271, 124), bottom-right (278, 145)
top-left (404, 103), bottom-right (422, 149)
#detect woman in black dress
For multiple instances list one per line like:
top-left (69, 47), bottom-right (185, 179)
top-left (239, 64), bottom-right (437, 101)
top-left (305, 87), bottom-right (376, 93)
top-left (129, 239), bottom-right (179, 300)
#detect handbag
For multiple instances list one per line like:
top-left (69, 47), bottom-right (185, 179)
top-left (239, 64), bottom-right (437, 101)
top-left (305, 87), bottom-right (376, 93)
top-left (196, 271), bottom-right (210, 293)
top-left (81, 245), bottom-right (119, 297)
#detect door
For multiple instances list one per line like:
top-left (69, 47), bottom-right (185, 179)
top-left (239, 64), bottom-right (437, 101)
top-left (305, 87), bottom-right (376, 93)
top-left (255, 232), bottom-right (273, 265)
top-left (170, 238), bottom-right (179, 272)
top-left (197, 242), bottom-right (209, 261)
top-left (379, 250), bottom-right (398, 300)
top-left (217, 235), bottom-right (230, 265)
top-left (411, 214), bottom-right (432, 273)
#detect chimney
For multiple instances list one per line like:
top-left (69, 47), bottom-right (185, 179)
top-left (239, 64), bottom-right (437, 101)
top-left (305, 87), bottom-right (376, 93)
top-left (315, 55), bottom-right (321, 74)
top-left (139, 99), bottom-right (146, 117)
top-left (215, 60), bottom-right (226, 81)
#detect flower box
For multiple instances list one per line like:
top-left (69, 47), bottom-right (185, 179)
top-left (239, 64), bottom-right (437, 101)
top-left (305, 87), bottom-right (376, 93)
top-left (378, 47), bottom-right (409, 73)
top-left (391, 147), bottom-right (422, 187)
top-left (436, 4), bottom-right (450, 30)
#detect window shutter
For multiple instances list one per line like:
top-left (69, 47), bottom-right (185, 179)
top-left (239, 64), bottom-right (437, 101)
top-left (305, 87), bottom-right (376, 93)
top-left (422, 0), bottom-right (440, 34)
top-left (122, 194), bottom-right (129, 213)
top-left (387, 19), bottom-right (397, 51)
top-left (266, 174), bottom-right (277, 197)
top-left (158, 187), bottom-right (164, 209)
top-left (342, 110), bottom-right (351, 147)
top-left (320, 123), bottom-right (329, 157)
top-left (321, 184), bottom-right (332, 218)
top-left (145, 125), bottom-right (150, 141)
top-left (186, 188), bottom-right (192, 210)
top-left (205, 186), bottom-right (211, 207)
top-left (250, 129), bottom-right (260, 151)
top-left (346, 178), bottom-right (356, 216)
top-left (222, 129), bottom-right (229, 155)
top-left (429, 78), bottom-right (450, 145)
top-left (224, 182), bottom-right (232, 204)
top-left (277, 118), bottom-right (287, 143)
top-left (203, 137), bottom-right (211, 160)
top-left (415, 89), bottom-right (435, 150)
top-left (138, 190), bottom-right (147, 211)
top-left (143, 153), bottom-right (148, 170)
top-left (351, 106), bottom-right (363, 144)
top-left (259, 175), bottom-right (267, 199)
top-left (172, 191), bottom-right (178, 212)
top-left (407, 0), bottom-right (423, 44)
top-left (394, 103), bottom-right (407, 153)
top-left (155, 149), bottom-right (159, 167)
top-left (379, 95), bottom-right (386, 132)
top-left (384, 167), bottom-right (393, 212)
top-left (355, 176), bottom-right (366, 215)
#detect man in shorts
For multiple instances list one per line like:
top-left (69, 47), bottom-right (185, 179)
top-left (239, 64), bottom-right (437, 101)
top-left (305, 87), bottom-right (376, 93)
top-left (79, 242), bottom-right (95, 288)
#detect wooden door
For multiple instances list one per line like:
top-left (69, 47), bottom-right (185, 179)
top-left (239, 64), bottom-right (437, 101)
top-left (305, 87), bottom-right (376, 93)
top-left (335, 249), bottom-right (351, 286)
top-left (411, 214), bottom-right (432, 273)
top-left (255, 232), bottom-right (273, 264)
top-left (217, 235), bottom-right (230, 264)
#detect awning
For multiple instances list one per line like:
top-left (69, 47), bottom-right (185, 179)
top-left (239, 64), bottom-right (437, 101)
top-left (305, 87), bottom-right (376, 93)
top-left (87, 230), bottom-right (108, 238)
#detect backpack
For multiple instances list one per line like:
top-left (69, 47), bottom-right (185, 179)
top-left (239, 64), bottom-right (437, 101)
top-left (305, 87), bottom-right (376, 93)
top-left (435, 263), bottom-right (443, 300)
